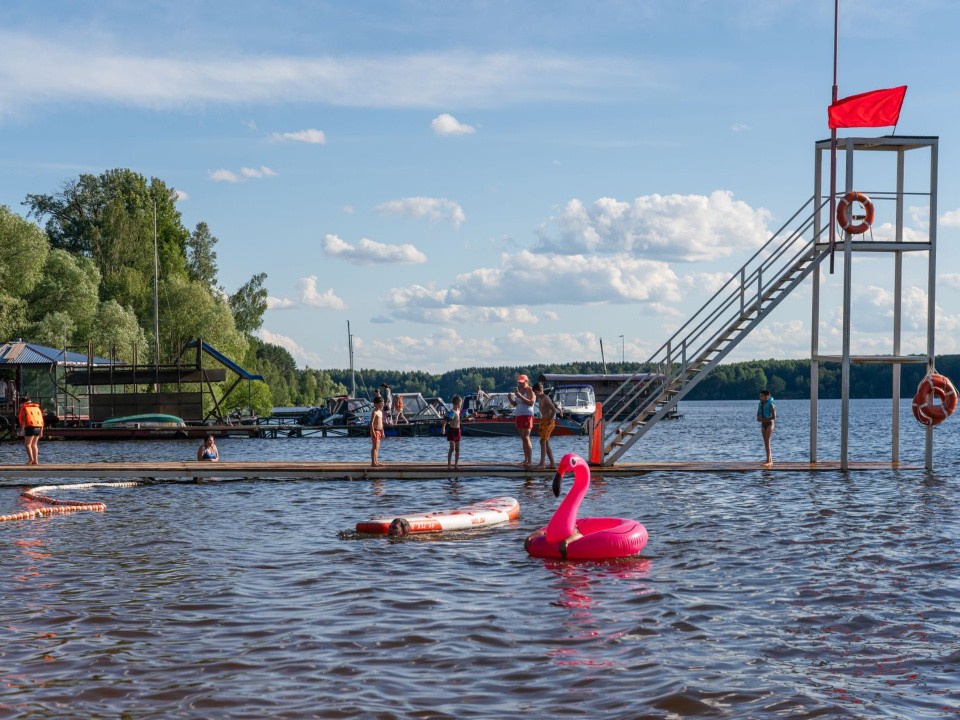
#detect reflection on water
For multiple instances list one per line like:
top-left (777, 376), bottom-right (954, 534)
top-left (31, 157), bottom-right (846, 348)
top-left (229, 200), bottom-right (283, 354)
top-left (0, 399), bottom-right (958, 718)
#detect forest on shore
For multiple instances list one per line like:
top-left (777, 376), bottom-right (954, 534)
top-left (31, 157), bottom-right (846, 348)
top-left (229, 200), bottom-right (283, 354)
top-left (324, 355), bottom-right (958, 404)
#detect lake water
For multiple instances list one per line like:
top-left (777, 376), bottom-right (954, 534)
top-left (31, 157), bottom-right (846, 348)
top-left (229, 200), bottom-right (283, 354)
top-left (1, 399), bottom-right (958, 718)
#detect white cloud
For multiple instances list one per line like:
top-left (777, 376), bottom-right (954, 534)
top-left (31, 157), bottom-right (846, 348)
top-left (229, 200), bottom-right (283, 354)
top-left (357, 327), bottom-right (625, 372)
top-left (447, 250), bottom-right (680, 307)
top-left (208, 165), bottom-right (277, 183)
top-left (266, 296), bottom-right (296, 310)
top-left (941, 208), bottom-right (960, 228)
top-left (731, 123), bottom-right (751, 132)
top-left (322, 234), bottom-right (427, 265)
top-left (241, 165), bottom-right (277, 178)
top-left (681, 271), bottom-right (732, 295)
top-left (940, 273), bottom-right (960, 291)
top-left (257, 329), bottom-right (322, 368)
top-left (431, 113), bottom-right (476, 136)
top-left (375, 197), bottom-right (465, 228)
top-left (298, 276), bottom-right (347, 310)
top-left (535, 190), bottom-right (771, 261)
top-left (269, 128), bottom-right (326, 144)
top-left (173, 189), bottom-right (189, 202)
top-left (381, 250), bottom-right (679, 325)
top-left (0, 33), bottom-right (656, 113)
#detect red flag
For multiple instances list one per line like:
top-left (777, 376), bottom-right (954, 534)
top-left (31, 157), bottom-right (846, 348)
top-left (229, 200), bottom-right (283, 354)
top-left (827, 85), bottom-right (907, 129)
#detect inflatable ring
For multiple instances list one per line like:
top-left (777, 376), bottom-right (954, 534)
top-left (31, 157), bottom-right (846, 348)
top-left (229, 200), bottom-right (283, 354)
top-left (836, 191), bottom-right (875, 235)
top-left (912, 373), bottom-right (958, 427)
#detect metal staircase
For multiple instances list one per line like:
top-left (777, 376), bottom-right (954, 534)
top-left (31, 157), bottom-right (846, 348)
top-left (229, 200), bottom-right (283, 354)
top-left (599, 196), bottom-right (832, 465)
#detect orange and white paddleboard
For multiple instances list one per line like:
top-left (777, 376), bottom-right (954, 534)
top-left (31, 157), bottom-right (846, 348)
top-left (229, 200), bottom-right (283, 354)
top-left (356, 496), bottom-right (520, 536)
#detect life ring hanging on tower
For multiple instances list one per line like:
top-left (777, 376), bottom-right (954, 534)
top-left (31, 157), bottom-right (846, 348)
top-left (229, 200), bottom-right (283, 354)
top-left (912, 372), bottom-right (958, 427)
top-left (836, 191), bottom-right (875, 235)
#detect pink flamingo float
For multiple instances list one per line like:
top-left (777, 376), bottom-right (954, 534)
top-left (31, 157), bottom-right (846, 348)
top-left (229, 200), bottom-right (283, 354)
top-left (525, 453), bottom-right (648, 560)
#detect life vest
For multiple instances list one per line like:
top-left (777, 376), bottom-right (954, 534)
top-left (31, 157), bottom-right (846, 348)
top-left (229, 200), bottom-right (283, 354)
top-left (396, 396), bottom-right (404, 410)
top-left (19, 402), bottom-right (44, 428)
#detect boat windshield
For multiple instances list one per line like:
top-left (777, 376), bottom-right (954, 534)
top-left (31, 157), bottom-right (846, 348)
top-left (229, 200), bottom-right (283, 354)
top-left (554, 386), bottom-right (595, 407)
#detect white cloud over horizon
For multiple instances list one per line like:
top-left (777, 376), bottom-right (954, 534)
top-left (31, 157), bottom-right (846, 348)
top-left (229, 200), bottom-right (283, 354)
top-left (268, 128), bottom-right (327, 144)
top-left (208, 165), bottom-right (277, 183)
top-left (322, 234), bottom-right (427, 265)
top-left (375, 197), bottom-right (465, 228)
top-left (299, 276), bottom-right (347, 309)
top-left (257, 328), bottom-right (323, 367)
top-left (535, 190), bottom-right (771, 261)
top-left (431, 113), bottom-right (475, 136)
top-left (0, 32), bottom-right (657, 114)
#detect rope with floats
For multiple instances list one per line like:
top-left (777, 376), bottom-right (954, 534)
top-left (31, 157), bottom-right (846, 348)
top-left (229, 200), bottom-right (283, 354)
top-left (0, 481), bottom-right (145, 523)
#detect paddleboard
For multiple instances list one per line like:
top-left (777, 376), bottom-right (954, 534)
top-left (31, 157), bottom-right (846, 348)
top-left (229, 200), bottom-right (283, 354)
top-left (356, 496), bottom-right (520, 536)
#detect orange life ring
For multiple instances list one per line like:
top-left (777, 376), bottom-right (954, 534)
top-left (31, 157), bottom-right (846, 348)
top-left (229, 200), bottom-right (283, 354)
top-left (836, 191), bottom-right (875, 235)
top-left (912, 373), bottom-right (958, 427)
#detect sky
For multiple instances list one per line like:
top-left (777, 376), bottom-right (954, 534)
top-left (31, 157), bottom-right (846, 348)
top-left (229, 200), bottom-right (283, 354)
top-left (2, 0), bottom-right (960, 373)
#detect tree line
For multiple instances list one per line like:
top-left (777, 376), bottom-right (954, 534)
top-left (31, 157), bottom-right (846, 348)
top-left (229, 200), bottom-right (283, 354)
top-left (324, 357), bottom-right (959, 404)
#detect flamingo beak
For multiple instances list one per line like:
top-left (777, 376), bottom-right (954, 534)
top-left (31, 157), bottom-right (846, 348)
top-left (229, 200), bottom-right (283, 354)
top-left (552, 471), bottom-right (563, 497)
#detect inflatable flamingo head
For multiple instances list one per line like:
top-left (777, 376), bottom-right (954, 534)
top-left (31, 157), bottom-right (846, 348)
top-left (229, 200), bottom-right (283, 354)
top-left (552, 452), bottom-right (585, 496)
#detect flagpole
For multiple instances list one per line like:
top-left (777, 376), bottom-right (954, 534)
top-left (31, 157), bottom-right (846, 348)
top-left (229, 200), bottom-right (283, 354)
top-left (828, 0), bottom-right (839, 274)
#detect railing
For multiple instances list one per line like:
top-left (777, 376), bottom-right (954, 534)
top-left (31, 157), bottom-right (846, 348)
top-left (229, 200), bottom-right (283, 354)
top-left (600, 196), bottom-right (833, 464)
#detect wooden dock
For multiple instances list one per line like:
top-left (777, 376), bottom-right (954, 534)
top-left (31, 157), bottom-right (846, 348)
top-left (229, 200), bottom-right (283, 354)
top-left (0, 460), bottom-right (920, 484)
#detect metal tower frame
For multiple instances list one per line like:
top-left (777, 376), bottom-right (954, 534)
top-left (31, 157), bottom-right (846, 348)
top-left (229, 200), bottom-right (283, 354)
top-left (811, 136), bottom-right (939, 470)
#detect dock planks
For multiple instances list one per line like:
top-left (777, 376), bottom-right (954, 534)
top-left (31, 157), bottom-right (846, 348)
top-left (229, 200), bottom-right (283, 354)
top-left (0, 459), bottom-right (921, 484)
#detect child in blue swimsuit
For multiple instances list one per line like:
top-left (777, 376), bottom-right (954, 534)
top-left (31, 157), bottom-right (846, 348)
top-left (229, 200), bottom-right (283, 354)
top-left (198, 435), bottom-right (219, 462)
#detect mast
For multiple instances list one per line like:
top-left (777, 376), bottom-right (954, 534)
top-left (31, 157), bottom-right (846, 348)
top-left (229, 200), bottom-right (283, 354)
top-left (153, 202), bottom-right (160, 364)
top-left (347, 320), bottom-right (356, 397)
top-left (828, 0), bottom-right (839, 273)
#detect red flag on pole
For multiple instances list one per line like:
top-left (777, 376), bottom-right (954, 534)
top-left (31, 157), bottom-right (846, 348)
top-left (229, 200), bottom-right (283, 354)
top-left (827, 85), bottom-right (907, 129)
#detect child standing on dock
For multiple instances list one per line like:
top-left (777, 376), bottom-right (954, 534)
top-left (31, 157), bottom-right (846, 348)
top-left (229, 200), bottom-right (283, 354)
top-left (442, 395), bottom-right (463, 469)
top-left (370, 396), bottom-right (385, 467)
top-left (757, 389), bottom-right (776, 466)
top-left (533, 383), bottom-right (557, 469)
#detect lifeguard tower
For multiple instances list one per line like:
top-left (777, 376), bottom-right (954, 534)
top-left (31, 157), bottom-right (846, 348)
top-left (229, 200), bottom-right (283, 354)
top-left (593, 135), bottom-right (941, 469)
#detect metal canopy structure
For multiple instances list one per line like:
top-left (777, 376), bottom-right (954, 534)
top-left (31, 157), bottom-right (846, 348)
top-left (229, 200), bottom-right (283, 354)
top-left (812, 135), bottom-right (939, 470)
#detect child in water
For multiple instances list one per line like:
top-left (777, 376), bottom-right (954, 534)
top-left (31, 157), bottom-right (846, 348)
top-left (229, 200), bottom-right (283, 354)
top-left (370, 396), bottom-right (385, 467)
top-left (197, 435), bottom-right (219, 462)
top-left (441, 395), bottom-right (463, 469)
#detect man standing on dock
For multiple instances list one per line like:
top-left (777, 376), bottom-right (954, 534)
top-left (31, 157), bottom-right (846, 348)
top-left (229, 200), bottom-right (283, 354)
top-left (18, 395), bottom-right (44, 465)
top-left (509, 374), bottom-right (536, 469)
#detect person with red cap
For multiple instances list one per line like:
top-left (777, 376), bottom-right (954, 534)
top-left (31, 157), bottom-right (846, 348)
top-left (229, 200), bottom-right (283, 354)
top-left (508, 373), bottom-right (536, 469)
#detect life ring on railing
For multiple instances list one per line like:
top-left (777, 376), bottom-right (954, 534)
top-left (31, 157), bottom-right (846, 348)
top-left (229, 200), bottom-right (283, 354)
top-left (912, 373), bottom-right (958, 427)
top-left (836, 191), bottom-right (875, 235)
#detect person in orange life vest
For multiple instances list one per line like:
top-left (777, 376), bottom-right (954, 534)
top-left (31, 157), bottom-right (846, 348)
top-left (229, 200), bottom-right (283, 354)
top-left (18, 395), bottom-right (44, 465)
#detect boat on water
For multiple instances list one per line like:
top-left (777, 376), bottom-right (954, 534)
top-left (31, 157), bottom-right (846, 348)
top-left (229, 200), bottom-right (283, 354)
top-left (548, 384), bottom-right (597, 426)
top-left (101, 413), bottom-right (186, 429)
top-left (460, 388), bottom-right (584, 436)
top-left (460, 415), bottom-right (583, 437)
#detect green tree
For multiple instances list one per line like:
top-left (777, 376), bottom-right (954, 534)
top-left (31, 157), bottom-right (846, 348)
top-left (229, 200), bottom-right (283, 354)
top-left (24, 169), bottom-right (190, 326)
top-left (30, 311), bottom-right (76, 348)
top-left (229, 272), bottom-right (268, 334)
top-left (0, 206), bottom-right (50, 339)
top-left (27, 249), bottom-right (100, 342)
top-left (91, 300), bottom-right (149, 361)
top-left (187, 221), bottom-right (219, 289)
top-left (158, 276), bottom-right (247, 363)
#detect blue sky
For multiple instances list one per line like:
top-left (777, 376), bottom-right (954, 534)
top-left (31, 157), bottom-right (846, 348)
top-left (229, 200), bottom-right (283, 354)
top-left (2, 0), bottom-right (960, 372)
